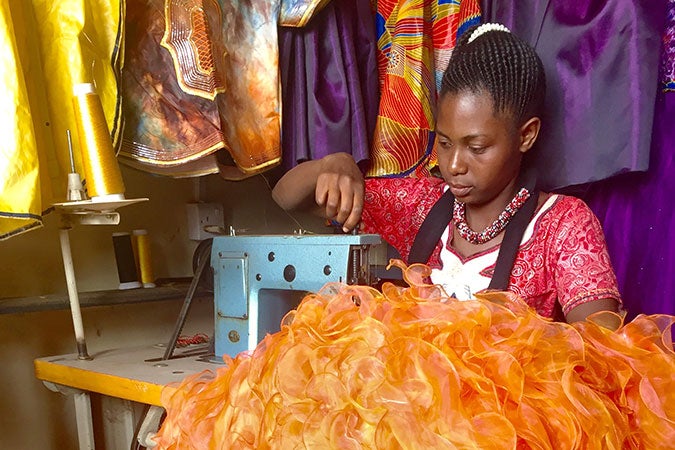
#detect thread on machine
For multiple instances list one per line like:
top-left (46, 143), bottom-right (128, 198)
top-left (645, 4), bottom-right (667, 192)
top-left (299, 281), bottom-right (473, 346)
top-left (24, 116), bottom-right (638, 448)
top-left (132, 229), bottom-right (156, 288)
top-left (112, 232), bottom-right (142, 290)
top-left (72, 83), bottom-right (125, 200)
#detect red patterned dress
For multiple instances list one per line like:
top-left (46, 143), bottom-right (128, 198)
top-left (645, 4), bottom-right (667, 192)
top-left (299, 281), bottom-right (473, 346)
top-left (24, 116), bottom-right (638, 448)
top-left (360, 177), bottom-right (621, 319)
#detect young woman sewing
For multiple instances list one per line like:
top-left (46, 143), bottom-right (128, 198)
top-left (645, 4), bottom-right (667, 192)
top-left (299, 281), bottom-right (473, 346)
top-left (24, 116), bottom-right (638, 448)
top-left (272, 23), bottom-right (622, 325)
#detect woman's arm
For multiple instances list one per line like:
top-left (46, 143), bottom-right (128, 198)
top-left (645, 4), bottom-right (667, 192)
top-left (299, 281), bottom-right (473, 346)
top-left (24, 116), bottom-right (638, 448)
top-left (551, 197), bottom-right (623, 329)
top-left (271, 152), bottom-right (365, 232)
top-left (565, 298), bottom-right (622, 330)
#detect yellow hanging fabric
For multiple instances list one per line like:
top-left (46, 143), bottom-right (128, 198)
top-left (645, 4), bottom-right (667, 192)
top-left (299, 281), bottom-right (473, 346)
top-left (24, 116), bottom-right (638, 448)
top-left (0, 0), bottom-right (123, 240)
top-left (0, 0), bottom-right (45, 239)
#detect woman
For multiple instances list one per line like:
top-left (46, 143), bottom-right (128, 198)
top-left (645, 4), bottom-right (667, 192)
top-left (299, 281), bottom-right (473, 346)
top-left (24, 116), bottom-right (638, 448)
top-left (272, 23), bottom-right (622, 324)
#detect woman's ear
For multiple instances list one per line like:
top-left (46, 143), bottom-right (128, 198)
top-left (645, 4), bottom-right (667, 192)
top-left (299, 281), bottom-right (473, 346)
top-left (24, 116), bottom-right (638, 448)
top-left (518, 117), bottom-right (541, 154)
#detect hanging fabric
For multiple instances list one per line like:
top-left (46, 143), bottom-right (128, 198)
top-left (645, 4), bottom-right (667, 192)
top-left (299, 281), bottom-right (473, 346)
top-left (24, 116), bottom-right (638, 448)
top-left (117, 0), bottom-right (282, 180)
top-left (480, 0), bottom-right (673, 317)
top-left (580, 0), bottom-right (674, 318)
top-left (278, 0), bottom-right (379, 172)
top-left (0, 0), bottom-right (123, 240)
top-left (480, 0), bottom-right (666, 190)
top-left (366, 0), bottom-right (481, 178)
top-left (116, 0), bottom-right (223, 178)
top-left (280, 0), bottom-right (332, 27)
top-left (663, 0), bottom-right (675, 92)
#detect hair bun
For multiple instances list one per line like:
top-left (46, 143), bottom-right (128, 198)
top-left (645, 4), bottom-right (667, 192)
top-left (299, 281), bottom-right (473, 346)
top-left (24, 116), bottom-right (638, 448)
top-left (467, 23), bottom-right (511, 44)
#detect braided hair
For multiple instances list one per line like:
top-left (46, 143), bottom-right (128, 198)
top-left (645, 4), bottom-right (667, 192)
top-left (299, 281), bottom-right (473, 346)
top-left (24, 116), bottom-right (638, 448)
top-left (441, 24), bottom-right (546, 127)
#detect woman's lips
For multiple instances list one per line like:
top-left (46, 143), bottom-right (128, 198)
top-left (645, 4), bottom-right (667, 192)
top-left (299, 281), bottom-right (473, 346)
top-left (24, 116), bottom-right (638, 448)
top-left (450, 184), bottom-right (472, 198)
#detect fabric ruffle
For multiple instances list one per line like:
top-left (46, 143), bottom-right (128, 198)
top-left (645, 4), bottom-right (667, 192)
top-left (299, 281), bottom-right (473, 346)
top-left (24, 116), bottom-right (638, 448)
top-left (154, 261), bottom-right (675, 449)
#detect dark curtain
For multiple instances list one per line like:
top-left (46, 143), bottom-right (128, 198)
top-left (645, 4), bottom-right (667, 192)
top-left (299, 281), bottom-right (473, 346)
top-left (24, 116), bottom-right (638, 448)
top-left (481, 0), bottom-right (665, 191)
top-left (482, 0), bottom-right (673, 317)
top-left (580, 90), bottom-right (675, 318)
top-left (278, 0), bottom-right (379, 171)
top-left (580, 1), bottom-right (675, 318)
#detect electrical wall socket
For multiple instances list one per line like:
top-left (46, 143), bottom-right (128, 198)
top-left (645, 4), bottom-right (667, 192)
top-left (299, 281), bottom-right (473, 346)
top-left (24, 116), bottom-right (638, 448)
top-left (186, 202), bottom-right (225, 241)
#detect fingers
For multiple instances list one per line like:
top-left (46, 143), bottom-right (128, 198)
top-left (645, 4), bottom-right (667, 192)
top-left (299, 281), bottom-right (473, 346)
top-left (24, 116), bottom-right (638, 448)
top-left (323, 184), bottom-right (344, 220)
top-left (340, 188), bottom-right (364, 233)
top-left (315, 174), bottom-right (364, 232)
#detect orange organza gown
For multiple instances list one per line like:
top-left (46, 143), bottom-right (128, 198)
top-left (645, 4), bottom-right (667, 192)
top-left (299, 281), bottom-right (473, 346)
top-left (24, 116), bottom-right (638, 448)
top-left (154, 262), bottom-right (675, 449)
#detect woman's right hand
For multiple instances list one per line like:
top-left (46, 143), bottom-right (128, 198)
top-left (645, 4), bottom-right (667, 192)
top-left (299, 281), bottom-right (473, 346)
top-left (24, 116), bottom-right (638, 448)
top-left (271, 152), bottom-right (365, 233)
top-left (314, 153), bottom-right (365, 232)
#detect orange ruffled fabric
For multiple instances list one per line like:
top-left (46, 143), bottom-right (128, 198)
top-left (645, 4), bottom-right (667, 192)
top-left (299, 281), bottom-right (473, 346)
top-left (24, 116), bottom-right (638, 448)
top-left (154, 262), bottom-right (675, 449)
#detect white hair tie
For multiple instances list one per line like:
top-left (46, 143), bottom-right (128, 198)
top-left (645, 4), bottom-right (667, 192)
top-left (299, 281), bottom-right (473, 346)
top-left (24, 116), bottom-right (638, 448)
top-left (467, 23), bottom-right (511, 44)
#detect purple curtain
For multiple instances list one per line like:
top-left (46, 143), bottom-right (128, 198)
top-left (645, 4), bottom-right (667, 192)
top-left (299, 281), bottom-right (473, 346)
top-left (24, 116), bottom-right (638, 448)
top-left (579, 2), bottom-right (675, 318)
top-left (483, 0), bottom-right (675, 318)
top-left (483, 0), bottom-right (673, 317)
top-left (481, 0), bottom-right (666, 191)
top-left (278, 0), bottom-right (379, 171)
top-left (580, 91), bottom-right (675, 318)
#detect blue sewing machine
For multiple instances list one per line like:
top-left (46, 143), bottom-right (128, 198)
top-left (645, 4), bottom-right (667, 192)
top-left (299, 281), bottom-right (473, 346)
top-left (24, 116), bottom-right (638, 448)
top-left (210, 233), bottom-right (382, 359)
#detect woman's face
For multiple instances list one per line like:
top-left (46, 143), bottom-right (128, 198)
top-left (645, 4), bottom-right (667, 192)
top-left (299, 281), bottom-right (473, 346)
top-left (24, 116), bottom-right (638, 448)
top-left (435, 90), bottom-right (528, 207)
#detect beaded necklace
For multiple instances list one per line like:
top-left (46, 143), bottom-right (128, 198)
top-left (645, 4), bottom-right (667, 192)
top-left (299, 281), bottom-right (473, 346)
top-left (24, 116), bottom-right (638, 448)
top-left (453, 187), bottom-right (531, 244)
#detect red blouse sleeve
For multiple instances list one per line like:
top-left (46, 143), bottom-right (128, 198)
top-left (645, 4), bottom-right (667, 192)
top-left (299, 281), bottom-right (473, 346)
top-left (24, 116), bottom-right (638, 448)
top-left (549, 196), bottom-right (622, 315)
top-left (360, 177), bottom-right (445, 262)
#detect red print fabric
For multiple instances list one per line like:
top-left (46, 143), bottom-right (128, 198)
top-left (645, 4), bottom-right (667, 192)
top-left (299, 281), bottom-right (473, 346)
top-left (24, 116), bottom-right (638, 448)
top-left (360, 177), bottom-right (621, 319)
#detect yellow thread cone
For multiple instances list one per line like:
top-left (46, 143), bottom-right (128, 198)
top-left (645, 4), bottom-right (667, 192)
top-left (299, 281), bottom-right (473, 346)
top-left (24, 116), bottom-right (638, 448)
top-left (132, 229), bottom-right (155, 288)
top-left (72, 83), bottom-right (125, 200)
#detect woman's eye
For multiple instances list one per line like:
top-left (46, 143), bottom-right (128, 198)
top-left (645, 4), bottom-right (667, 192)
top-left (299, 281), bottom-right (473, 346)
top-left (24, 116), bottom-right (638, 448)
top-left (437, 140), bottom-right (452, 149)
top-left (469, 146), bottom-right (487, 154)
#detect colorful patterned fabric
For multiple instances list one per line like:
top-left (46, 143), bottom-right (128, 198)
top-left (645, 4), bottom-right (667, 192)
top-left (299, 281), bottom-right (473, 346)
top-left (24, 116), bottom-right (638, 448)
top-left (367, 0), bottom-right (481, 178)
top-left (359, 178), bottom-right (621, 318)
top-left (117, 1), bottom-right (222, 178)
top-left (662, 0), bottom-right (675, 91)
top-left (0, 0), bottom-right (123, 239)
top-left (154, 274), bottom-right (674, 448)
top-left (118, 0), bottom-right (282, 179)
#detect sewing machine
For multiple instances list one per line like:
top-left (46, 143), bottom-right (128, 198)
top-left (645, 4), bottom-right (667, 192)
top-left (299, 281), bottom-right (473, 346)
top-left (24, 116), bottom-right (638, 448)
top-left (210, 233), bottom-right (382, 359)
top-left (34, 232), bottom-right (384, 448)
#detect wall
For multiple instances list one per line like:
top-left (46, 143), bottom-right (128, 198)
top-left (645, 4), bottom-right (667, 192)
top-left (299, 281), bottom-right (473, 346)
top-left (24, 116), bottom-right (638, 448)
top-left (0, 164), bottom-right (324, 449)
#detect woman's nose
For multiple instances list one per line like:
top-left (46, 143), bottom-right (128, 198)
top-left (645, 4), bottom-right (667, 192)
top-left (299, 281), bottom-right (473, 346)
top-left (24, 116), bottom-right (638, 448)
top-left (449, 148), bottom-right (467, 175)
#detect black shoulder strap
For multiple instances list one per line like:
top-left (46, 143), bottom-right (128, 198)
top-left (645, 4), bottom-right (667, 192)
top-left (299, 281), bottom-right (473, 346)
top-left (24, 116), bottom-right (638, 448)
top-left (408, 187), bottom-right (456, 266)
top-left (408, 171), bottom-right (539, 291)
top-left (487, 185), bottom-right (538, 290)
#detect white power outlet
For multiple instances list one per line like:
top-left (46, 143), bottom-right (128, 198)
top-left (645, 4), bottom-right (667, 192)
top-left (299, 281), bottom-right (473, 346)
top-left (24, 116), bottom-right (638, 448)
top-left (186, 203), bottom-right (225, 241)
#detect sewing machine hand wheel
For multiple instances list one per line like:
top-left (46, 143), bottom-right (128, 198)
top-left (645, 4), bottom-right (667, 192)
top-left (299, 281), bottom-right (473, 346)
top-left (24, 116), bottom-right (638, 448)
top-left (192, 238), bottom-right (214, 292)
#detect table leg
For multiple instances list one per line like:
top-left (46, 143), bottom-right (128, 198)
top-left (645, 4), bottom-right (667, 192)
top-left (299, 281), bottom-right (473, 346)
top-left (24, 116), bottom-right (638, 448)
top-left (73, 391), bottom-right (96, 450)
top-left (101, 397), bottom-right (138, 449)
top-left (44, 382), bottom-right (96, 449)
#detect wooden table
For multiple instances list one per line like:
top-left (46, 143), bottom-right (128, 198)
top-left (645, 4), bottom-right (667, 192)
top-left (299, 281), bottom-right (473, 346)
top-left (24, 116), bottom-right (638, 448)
top-left (34, 345), bottom-right (218, 449)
